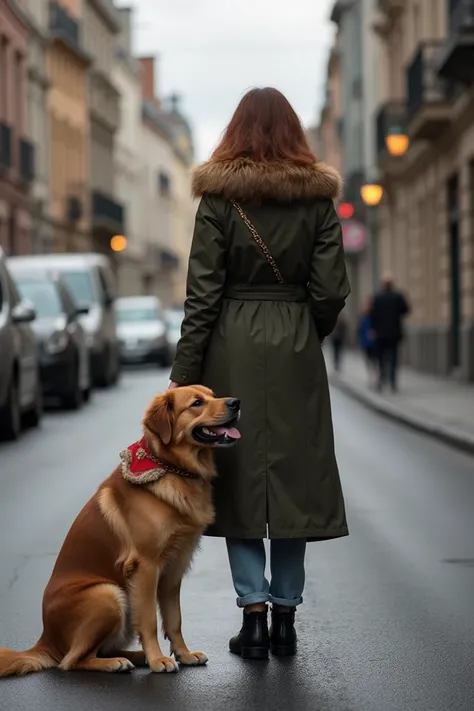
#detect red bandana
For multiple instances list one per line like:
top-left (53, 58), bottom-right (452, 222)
top-left (119, 437), bottom-right (200, 484)
top-left (120, 437), bottom-right (167, 485)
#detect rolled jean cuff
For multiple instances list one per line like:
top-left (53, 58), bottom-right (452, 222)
top-left (236, 592), bottom-right (269, 608)
top-left (269, 594), bottom-right (303, 607)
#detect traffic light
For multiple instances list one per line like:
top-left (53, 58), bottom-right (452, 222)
top-left (337, 202), bottom-right (355, 220)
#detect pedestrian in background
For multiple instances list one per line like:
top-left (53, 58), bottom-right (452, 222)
top-left (331, 311), bottom-right (347, 372)
top-left (169, 87), bottom-right (350, 659)
top-left (358, 297), bottom-right (377, 386)
top-left (371, 273), bottom-right (410, 392)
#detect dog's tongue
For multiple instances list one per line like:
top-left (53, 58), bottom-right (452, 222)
top-left (214, 426), bottom-right (241, 440)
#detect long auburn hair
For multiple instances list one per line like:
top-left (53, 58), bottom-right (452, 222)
top-left (212, 87), bottom-right (316, 165)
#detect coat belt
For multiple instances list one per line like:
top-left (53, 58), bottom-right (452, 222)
top-left (224, 284), bottom-right (308, 302)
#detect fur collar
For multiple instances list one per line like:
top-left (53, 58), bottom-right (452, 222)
top-left (192, 157), bottom-right (342, 202)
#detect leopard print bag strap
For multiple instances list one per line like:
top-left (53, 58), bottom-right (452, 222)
top-left (231, 200), bottom-right (285, 284)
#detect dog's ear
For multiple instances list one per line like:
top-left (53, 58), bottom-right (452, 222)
top-left (143, 393), bottom-right (174, 445)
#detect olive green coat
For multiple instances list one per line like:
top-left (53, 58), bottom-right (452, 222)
top-left (170, 158), bottom-right (350, 541)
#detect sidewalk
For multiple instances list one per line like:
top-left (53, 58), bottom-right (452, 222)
top-left (327, 349), bottom-right (474, 454)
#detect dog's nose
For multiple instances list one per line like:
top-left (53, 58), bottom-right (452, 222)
top-left (226, 398), bottom-right (241, 411)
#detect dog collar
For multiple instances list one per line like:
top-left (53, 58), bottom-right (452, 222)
top-left (120, 437), bottom-right (201, 485)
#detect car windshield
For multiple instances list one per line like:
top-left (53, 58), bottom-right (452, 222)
top-left (117, 307), bottom-right (160, 323)
top-left (60, 270), bottom-right (95, 305)
top-left (17, 280), bottom-right (62, 318)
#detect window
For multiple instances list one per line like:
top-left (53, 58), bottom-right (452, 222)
top-left (158, 171), bottom-right (171, 197)
top-left (60, 270), bottom-right (95, 304)
top-left (16, 280), bottom-right (63, 318)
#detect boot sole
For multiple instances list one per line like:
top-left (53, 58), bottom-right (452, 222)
top-left (270, 643), bottom-right (296, 657)
top-left (230, 646), bottom-right (269, 660)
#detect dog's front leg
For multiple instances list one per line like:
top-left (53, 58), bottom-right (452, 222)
top-left (132, 561), bottom-right (179, 673)
top-left (158, 576), bottom-right (208, 667)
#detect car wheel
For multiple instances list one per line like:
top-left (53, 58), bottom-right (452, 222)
top-left (96, 347), bottom-right (112, 388)
top-left (110, 351), bottom-right (121, 385)
top-left (0, 377), bottom-right (21, 441)
top-left (62, 363), bottom-right (83, 410)
top-left (24, 379), bottom-right (42, 428)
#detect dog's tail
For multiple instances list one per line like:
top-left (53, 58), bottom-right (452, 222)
top-left (0, 642), bottom-right (57, 678)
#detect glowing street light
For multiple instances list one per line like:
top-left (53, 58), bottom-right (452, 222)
top-left (360, 183), bottom-right (384, 207)
top-left (110, 235), bottom-right (127, 252)
top-left (385, 129), bottom-right (409, 157)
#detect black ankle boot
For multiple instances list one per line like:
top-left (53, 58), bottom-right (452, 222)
top-left (229, 607), bottom-right (269, 659)
top-left (270, 607), bottom-right (297, 656)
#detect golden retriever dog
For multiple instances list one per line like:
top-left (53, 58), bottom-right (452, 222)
top-left (0, 386), bottom-right (241, 677)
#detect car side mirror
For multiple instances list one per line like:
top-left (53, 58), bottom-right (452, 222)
top-left (75, 302), bottom-right (90, 316)
top-left (12, 300), bottom-right (36, 324)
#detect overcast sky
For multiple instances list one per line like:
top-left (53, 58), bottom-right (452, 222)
top-left (117, 0), bottom-right (335, 161)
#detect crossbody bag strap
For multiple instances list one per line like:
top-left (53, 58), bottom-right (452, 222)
top-left (231, 200), bottom-right (285, 284)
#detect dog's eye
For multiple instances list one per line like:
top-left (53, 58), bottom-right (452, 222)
top-left (191, 398), bottom-right (204, 408)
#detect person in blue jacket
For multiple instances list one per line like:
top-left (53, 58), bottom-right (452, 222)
top-left (358, 297), bottom-right (377, 385)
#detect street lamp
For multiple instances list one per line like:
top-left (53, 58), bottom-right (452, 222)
top-left (110, 235), bottom-right (127, 252)
top-left (385, 129), bottom-right (409, 157)
top-left (360, 183), bottom-right (384, 207)
top-left (361, 181), bottom-right (384, 290)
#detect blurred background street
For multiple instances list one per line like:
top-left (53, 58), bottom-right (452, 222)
top-left (0, 368), bottom-right (473, 711)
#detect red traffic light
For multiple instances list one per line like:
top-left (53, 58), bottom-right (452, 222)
top-left (338, 202), bottom-right (355, 220)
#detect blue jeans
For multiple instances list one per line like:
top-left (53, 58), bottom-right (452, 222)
top-left (226, 538), bottom-right (307, 608)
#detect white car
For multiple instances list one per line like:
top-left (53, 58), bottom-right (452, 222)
top-left (165, 308), bottom-right (184, 357)
top-left (116, 296), bottom-right (172, 367)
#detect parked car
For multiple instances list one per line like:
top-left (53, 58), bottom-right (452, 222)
top-left (0, 248), bottom-right (42, 440)
top-left (164, 307), bottom-right (184, 358)
top-left (8, 266), bottom-right (91, 410)
top-left (8, 254), bottom-right (120, 388)
top-left (116, 296), bottom-right (172, 367)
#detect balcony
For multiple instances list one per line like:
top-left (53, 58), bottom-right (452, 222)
top-left (49, 1), bottom-right (82, 53)
top-left (19, 138), bottom-right (35, 184)
top-left (0, 122), bottom-right (12, 171)
top-left (89, 70), bottom-right (121, 133)
top-left (406, 42), bottom-right (452, 141)
top-left (92, 189), bottom-right (125, 234)
top-left (438, 0), bottom-right (474, 84)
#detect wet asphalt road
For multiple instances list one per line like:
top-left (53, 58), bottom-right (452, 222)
top-left (0, 367), bottom-right (473, 711)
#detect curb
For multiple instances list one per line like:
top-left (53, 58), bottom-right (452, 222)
top-left (329, 374), bottom-right (474, 456)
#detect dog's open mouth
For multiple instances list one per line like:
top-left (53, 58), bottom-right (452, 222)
top-left (193, 418), bottom-right (241, 446)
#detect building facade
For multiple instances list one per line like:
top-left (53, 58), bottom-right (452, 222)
top-left (374, 0), bottom-right (474, 380)
top-left (16, 0), bottom-right (51, 254)
top-left (83, 0), bottom-right (124, 258)
top-left (0, 0), bottom-right (34, 255)
top-left (47, 0), bottom-right (90, 252)
top-left (113, 7), bottom-right (143, 296)
top-left (327, 0), bottom-right (378, 334)
top-left (138, 57), bottom-right (194, 306)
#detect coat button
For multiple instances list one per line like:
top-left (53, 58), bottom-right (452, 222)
top-left (182, 374), bottom-right (187, 381)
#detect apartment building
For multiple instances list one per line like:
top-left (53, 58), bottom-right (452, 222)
top-left (113, 7), bottom-right (143, 295)
top-left (16, 0), bottom-right (51, 253)
top-left (328, 0), bottom-right (378, 333)
top-left (0, 0), bottom-right (34, 255)
top-left (138, 56), bottom-right (195, 306)
top-left (47, 0), bottom-right (90, 252)
top-left (83, 0), bottom-right (124, 257)
top-left (374, 0), bottom-right (474, 380)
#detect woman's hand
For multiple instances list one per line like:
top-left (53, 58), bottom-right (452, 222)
top-left (168, 381), bottom-right (180, 390)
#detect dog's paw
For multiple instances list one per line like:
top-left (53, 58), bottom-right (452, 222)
top-left (175, 651), bottom-right (208, 666)
top-left (112, 658), bottom-right (135, 673)
top-left (148, 656), bottom-right (179, 673)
